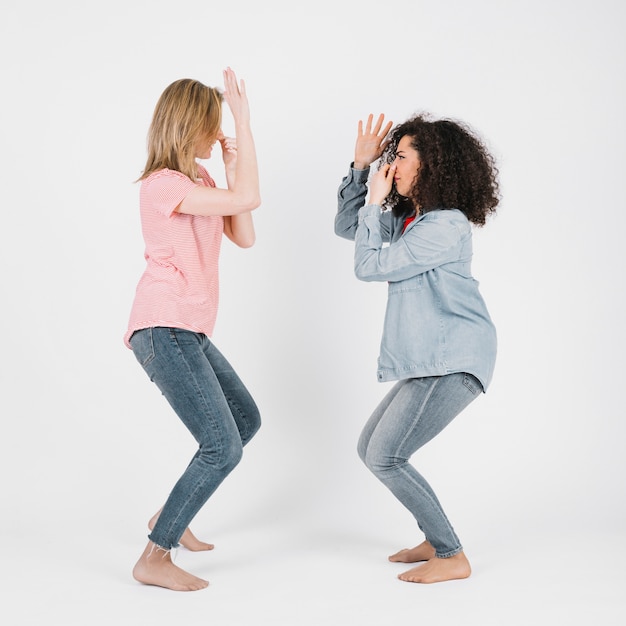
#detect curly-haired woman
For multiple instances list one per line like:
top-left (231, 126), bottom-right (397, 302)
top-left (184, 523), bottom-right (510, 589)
top-left (335, 113), bottom-right (500, 584)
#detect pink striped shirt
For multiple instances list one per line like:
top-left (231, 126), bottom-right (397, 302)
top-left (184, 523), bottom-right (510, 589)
top-left (124, 165), bottom-right (224, 348)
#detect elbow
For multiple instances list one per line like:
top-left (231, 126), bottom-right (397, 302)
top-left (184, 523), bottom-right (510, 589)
top-left (334, 222), bottom-right (356, 241)
top-left (243, 193), bottom-right (261, 212)
top-left (232, 193), bottom-right (261, 214)
top-left (237, 233), bottom-right (256, 249)
top-left (336, 229), bottom-right (355, 241)
top-left (354, 254), bottom-right (382, 282)
top-left (354, 263), bottom-right (372, 282)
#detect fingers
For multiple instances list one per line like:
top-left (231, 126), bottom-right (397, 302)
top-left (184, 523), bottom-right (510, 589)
top-left (380, 163), bottom-right (395, 178)
top-left (222, 67), bottom-right (245, 101)
top-left (372, 114), bottom-right (391, 138)
top-left (369, 163), bottom-right (395, 205)
top-left (220, 136), bottom-right (237, 151)
top-left (223, 67), bottom-right (238, 88)
top-left (223, 68), bottom-right (233, 96)
top-left (359, 113), bottom-right (392, 139)
top-left (372, 113), bottom-right (385, 135)
top-left (222, 68), bottom-right (251, 125)
top-left (361, 113), bottom-right (381, 136)
top-left (378, 163), bottom-right (397, 186)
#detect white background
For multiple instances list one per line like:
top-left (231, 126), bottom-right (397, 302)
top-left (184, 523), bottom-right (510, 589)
top-left (1, 0), bottom-right (625, 624)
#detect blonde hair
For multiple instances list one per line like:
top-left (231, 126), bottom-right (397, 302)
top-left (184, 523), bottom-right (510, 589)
top-left (139, 78), bottom-right (223, 181)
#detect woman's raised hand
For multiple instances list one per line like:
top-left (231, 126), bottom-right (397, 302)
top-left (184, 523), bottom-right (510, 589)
top-left (354, 113), bottom-right (393, 170)
top-left (223, 67), bottom-right (250, 126)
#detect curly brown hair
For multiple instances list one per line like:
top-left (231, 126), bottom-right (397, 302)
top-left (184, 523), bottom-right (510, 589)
top-left (380, 113), bottom-right (500, 226)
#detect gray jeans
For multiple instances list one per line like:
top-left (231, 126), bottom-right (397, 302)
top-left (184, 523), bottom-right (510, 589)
top-left (358, 373), bottom-right (482, 558)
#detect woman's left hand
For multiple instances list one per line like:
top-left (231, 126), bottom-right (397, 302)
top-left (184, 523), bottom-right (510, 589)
top-left (220, 135), bottom-right (237, 170)
top-left (368, 163), bottom-right (396, 206)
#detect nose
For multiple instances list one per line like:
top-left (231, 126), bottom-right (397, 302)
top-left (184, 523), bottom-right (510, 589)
top-left (217, 130), bottom-right (225, 141)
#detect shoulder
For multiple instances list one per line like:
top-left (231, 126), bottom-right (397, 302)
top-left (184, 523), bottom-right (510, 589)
top-left (409, 209), bottom-right (471, 247)
top-left (422, 208), bottom-right (468, 223)
top-left (421, 209), bottom-right (470, 232)
top-left (142, 168), bottom-right (194, 187)
top-left (140, 169), bottom-right (200, 216)
top-left (141, 168), bottom-right (199, 197)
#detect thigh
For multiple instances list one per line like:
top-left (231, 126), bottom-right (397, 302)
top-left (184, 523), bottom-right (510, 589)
top-left (367, 373), bottom-right (481, 462)
top-left (358, 379), bottom-right (411, 457)
top-left (131, 327), bottom-right (240, 446)
top-left (201, 337), bottom-right (260, 443)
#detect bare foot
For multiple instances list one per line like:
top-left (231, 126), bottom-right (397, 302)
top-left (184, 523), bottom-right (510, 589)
top-left (149, 509), bottom-right (214, 552)
top-left (132, 542), bottom-right (209, 591)
top-left (398, 552), bottom-right (471, 584)
top-left (389, 540), bottom-right (436, 563)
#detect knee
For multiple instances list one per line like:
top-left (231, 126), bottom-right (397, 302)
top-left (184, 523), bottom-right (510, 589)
top-left (356, 437), bottom-right (368, 465)
top-left (200, 439), bottom-right (243, 474)
top-left (360, 446), bottom-right (400, 476)
top-left (357, 439), bottom-right (379, 472)
top-left (357, 434), bottom-right (390, 474)
top-left (243, 410), bottom-right (261, 445)
top-left (223, 440), bottom-right (244, 472)
top-left (361, 448), bottom-right (381, 474)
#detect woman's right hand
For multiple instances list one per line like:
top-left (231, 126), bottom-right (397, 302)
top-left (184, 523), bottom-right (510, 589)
top-left (223, 67), bottom-right (250, 126)
top-left (354, 113), bottom-right (393, 170)
top-left (177, 68), bottom-right (259, 219)
top-left (368, 163), bottom-right (396, 206)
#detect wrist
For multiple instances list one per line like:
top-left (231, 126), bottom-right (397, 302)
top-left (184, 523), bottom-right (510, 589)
top-left (353, 160), bottom-right (370, 170)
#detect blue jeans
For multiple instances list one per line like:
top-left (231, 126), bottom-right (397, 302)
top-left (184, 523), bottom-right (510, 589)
top-left (130, 327), bottom-right (261, 550)
top-left (357, 373), bottom-right (481, 558)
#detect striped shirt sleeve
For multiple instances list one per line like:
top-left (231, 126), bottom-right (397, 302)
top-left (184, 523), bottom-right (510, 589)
top-left (144, 169), bottom-right (199, 217)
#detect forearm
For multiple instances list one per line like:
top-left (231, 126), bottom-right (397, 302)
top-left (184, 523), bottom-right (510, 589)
top-left (231, 124), bottom-right (260, 209)
top-left (335, 164), bottom-right (370, 240)
top-left (354, 204), bottom-right (386, 281)
top-left (354, 207), bottom-right (463, 282)
top-left (224, 165), bottom-right (235, 190)
top-left (224, 212), bottom-right (255, 248)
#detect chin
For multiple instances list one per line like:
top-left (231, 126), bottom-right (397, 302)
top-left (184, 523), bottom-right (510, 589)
top-left (393, 184), bottom-right (407, 198)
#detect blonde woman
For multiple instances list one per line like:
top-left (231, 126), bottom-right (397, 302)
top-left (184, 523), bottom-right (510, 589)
top-left (124, 68), bottom-right (261, 591)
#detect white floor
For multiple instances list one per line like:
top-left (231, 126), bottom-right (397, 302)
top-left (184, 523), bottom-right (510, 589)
top-left (4, 475), bottom-right (625, 625)
top-left (6, 528), bottom-right (625, 626)
top-left (4, 367), bottom-right (625, 625)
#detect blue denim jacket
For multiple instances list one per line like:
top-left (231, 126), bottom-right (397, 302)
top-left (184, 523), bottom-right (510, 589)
top-left (335, 165), bottom-right (497, 391)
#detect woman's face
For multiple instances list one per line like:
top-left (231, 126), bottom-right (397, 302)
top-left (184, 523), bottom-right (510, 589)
top-left (196, 130), bottom-right (224, 160)
top-left (393, 135), bottom-right (421, 197)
